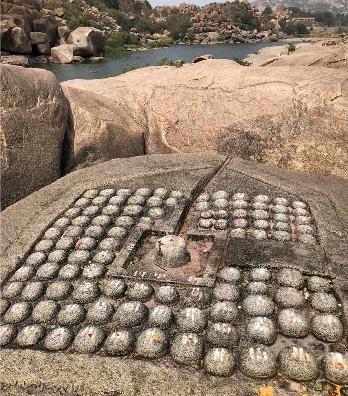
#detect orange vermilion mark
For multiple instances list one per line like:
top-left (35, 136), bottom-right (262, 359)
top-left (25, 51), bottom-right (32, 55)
top-left (258, 385), bottom-right (276, 396)
top-left (329, 385), bottom-right (343, 396)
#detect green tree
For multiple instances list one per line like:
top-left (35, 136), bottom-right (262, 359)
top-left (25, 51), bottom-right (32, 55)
top-left (106, 31), bottom-right (139, 47)
top-left (296, 23), bottom-right (308, 35)
top-left (145, 37), bottom-right (173, 48)
top-left (262, 6), bottom-right (273, 18)
top-left (185, 31), bottom-right (196, 42)
top-left (104, 0), bottom-right (119, 9)
top-left (287, 43), bottom-right (296, 54)
top-left (314, 11), bottom-right (335, 26)
top-left (159, 57), bottom-right (184, 67)
top-left (105, 31), bottom-right (140, 57)
top-left (66, 15), bottom-right (92, 31)
top-left (167, 12), bottom-right (191, 41)
top-left (280, 22), bottom-right (309, 36)
top-left (108, 9), bottom-right (133, 30)
top-left (134, 16), bottom-right (166, 34)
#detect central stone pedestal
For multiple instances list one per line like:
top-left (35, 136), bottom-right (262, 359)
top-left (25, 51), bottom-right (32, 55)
top-left (155, 235), bottom-right (190, 268)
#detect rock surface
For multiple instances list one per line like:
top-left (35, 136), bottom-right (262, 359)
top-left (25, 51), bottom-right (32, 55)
top-left (67, 27), bottom-right (105, 57)
top-left (0, 1), bottom-right (54, 55)
top-left (36, 41), bottom-right (50, 55)
top-left (246, 42), bottom-right (348, 69)
top-left (253, 0), bottom-right (347, 15)
top-left (62, 59), bottom-right (348, 177)
top-left (0, 1), bottom-right (105, 63)
top-left (32, 15), bottom-right (58, 46)
top-left (58, 25), bottom-right (70, 45)
top-left (29, 31), bottom-right (48, 45)
top-left (153, 2), bottom-right (278, 44)
top-left (62, 80), bottom-right (146, 166)
top-left (1, 25), bottom-right (32, 54)
top-left (245, 44), bottom-right (289, 66)
top-left (51, 44), bottom-right (75, 64)
top-left (0, 152), bottom-right (347, 395)
top-left (0, 65), bottom-right (73, 209)
top-left (0, 53), bottom-right (29, 66)
top-left (192, 54), bottom-right (214, 63)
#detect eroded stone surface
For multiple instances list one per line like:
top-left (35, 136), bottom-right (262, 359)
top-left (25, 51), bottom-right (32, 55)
top-left (16, 324), bottom-right (45, 347)
top-left (149, 305), bottom-right (173, 329)
top-left (279, 346), bottom-right (319, 381)
top-left (73, 325), bottom-right (105, 353)
top-left (239, 345), bottom-right (277, 379)
top-left (177, 308), bottom-right (207, 332)
top-left (311, 314), bottom-right (343, 343)
top-left (104, 330), bottom-right (135, 356)
top-left (136, 328), bottom-right (168, 359)
top-left (278, 309), bottom-right (309, 338)
top-left (204, 348), bottom-right (236, 376)
top-left (44, 327), bottom-right (73, 351)
top-left (171, 333), bottom-right (203, 367)
top-left (322, 353), bottom-right (348, 385)
top-left (115, 301), bottom-right (148, 328)
top-left (196, 193), bottom-right (317, 244)
top-left (1, 165), bottom-right (347, 390)
top-left (242, 295), bottom-right (275, 317)
top-left (206, 322), bottom-right (239, 348)
top-left (246, 317), bottom-right (277, 345)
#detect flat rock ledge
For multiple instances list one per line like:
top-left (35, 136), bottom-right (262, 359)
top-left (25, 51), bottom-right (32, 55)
top-left (62, 59), bottom-right (348, 178)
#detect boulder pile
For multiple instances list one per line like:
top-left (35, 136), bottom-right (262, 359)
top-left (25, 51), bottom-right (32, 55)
top-left (153, 2), bottom-right (280, 44)
top-left (1, 0), bottom-right (62, 60)
top-left (0, 0), bottom-right (105, 65)
top-left (52, 27), bottom-right (105, 64)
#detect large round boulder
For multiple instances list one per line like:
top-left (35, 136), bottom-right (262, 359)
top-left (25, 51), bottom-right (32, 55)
top-left (0, 65), bottom-right (74, 209)
top-left (67, 27), bottom-right (105, 57)
top-left (51, 44), bottom-right (75, 64)
top-left (62, 59), bottom-right (348, 177)
top-left (61, 81), bottom-right (145, 166)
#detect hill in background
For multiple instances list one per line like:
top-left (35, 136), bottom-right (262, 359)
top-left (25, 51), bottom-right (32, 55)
top-left (251, 0), bottom-right (348, 14)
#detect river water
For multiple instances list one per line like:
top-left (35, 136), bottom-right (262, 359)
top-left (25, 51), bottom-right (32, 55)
top-left (34, 41), bottom-right (286, 82)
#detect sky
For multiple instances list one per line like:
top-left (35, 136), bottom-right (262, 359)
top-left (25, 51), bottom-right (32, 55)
top-left (149, 0), bottom-right (219, 6)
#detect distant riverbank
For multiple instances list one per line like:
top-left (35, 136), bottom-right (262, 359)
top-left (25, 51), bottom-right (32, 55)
top-left (33, 40), bottom-right (288, 82)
